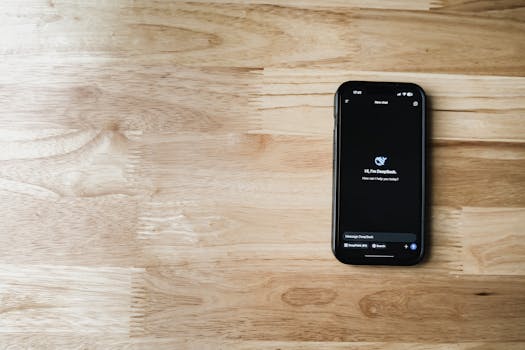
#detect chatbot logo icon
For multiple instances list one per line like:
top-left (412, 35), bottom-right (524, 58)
top-left (374, 156), bottom-right (387, 166)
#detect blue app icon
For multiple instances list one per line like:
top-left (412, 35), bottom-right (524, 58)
top-left (374, 156), bottom-right (387, 166)
top-left (410, 243), bottom-right (417, 251)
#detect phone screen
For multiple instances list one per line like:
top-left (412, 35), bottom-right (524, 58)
top-left (332, 81), bottom-right (426, 265)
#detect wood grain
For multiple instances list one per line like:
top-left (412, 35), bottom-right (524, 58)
top-left (130, 266), bottom-right (525, 342)
top-left (0, 0), bottom-right (524, 349)
top-left (1, 2), bottom-right (524, 74)
top-left (0, 264), bottom-right (135, 333)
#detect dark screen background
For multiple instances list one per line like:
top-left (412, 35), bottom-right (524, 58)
top-left (338, 90), bottom-right (423, 239)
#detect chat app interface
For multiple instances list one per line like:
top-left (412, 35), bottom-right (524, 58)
top-left (338, 87), bottom-right (423, 255)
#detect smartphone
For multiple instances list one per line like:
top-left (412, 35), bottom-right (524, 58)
top-left (332, 81), bottom-right (426, 265)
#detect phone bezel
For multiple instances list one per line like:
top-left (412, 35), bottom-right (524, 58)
top-left (331, 81), bottom-right (427, 266)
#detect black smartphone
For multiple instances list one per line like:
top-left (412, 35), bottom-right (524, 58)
top-left (332, 81), bottom-right (426, 265)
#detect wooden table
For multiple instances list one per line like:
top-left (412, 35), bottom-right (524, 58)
top-left (1, 1), bottom-right (524, 348)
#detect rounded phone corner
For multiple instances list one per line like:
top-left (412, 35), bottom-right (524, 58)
top-left (335, 81), bottom-right (359, 97)
top-left (405, 247), bottom-right (426, 266)
top-left (331, 248), bottom-right (351, 265)
top-left (407, 82), bottom-right (426, 100)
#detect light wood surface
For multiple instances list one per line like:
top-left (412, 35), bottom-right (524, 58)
top-left (1, 1), bottom-right (524, 348)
